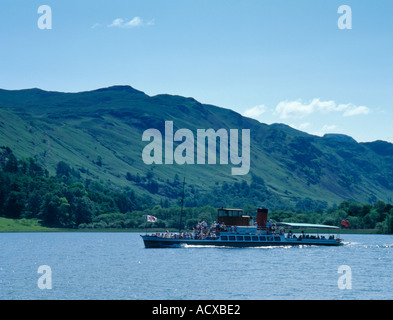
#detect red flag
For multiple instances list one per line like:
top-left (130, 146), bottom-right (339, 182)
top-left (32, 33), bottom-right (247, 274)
top-left (341, 219), bottom-right (350, 227)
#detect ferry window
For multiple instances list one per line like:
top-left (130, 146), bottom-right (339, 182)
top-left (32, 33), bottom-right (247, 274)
top-left (259, 236), bottom-right (266, 241)
top-left (267, 236), bottom-right (273, 241)
top-left (245, 236), bottom-right (251, 241)
top-left (252, 236), bottom-right (258, 241)
top-left (274, 236), bottom-right (281, 241)
top-left (218, 210), bottom-right (227, 217)
top-left (229, 236), bottom-right (236, 241)
top-left (221, 236), bottom-right (228, 241)
top-left (236, 236), bottom-right (244, 241)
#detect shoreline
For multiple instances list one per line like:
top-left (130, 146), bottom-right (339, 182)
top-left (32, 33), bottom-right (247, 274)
top-left (0, 219), bottom-right (380, 234)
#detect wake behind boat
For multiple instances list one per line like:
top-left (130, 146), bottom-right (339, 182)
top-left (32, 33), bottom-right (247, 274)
top-left (141, 208), bottom-right (343, 248)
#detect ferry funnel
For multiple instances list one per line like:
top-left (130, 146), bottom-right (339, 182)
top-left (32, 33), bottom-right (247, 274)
top-left (257, 208), bottom-right (268, 229)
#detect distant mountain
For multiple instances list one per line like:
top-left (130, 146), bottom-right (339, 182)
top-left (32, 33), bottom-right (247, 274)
top-left (323, 133), bottom-right (357, 143)
top-left (1, 85), bottom-right (393, 208)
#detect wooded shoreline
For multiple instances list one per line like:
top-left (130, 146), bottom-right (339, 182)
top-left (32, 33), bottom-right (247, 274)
top-left (0, 217), bottom-right (379, 234)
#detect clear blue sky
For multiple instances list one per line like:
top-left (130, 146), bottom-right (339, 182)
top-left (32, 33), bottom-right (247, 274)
top-left (1, 0), bottom-right (392, 142)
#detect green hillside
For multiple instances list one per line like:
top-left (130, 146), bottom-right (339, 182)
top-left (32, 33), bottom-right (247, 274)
top-left (1, 85), bottom-right (393, 209)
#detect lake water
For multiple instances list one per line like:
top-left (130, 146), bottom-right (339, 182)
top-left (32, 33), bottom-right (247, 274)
top-left (1, 232), bottom-right (392, 300)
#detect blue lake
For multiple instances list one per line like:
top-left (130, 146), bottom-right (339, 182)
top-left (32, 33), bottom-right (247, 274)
top-left (1, 232), bottom-right (392, 300)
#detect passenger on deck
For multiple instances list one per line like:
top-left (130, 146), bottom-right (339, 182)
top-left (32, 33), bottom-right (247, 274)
top-left (266, 220), bottom-right (272, 233)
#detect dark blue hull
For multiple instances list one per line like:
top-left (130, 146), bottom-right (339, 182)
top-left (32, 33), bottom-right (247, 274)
top-left (141, 235), bottom-right (343, 248)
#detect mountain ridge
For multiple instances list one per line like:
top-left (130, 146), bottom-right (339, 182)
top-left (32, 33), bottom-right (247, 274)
top-left (1, 85), bottom-right (392, 208)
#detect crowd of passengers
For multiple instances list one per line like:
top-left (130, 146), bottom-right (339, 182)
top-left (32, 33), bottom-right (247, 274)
top-left (152, 220), bottom-right (225, 240)
top-left (151, 220), bottom-right (336, 240)
top-left (287, 230), bottom-right (335, 240)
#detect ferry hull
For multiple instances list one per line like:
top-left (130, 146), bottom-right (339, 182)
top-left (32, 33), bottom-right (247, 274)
top-left (141, 235), bottom-right (343, 248)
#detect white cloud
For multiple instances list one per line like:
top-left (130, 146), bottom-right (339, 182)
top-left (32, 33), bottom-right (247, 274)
top-left (126, 17), bottom-right (143, 27)
top-left (310, 124), bottom-right (339, 138)
top-left (276, 99), bottom-right (317, 119)
top-left (321, 124), bottom-right (337, 132)
top-left (288, 122), bottom-right (311, 131)
top-left (343, 105), bottom-right (370, 116)
top-left (298, 122), bottom-right (311, 130)
top-left (243, 105), bottom-right (267, 119)
top-left (275, 98), bottom-right (370, 119)
top-left (108, 18), bottom-right (124, 28)
top-left (288, 122), bottom-right (341, 137)
top-left (91, 23), bottom-right (101, 29)
top-left (108, 17), bottom-right (154, 28)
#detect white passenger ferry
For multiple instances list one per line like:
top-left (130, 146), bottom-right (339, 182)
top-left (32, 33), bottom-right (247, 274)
top-left (141, 208), bottom-right (343, 248)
